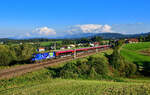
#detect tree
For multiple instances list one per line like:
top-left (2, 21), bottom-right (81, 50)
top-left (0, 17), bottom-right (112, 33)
top-left (9, 44), bottom-right (36, 61)
top-left (91, 36), bottom-right (102, 42)
top-left (146, 34), bottom-right (150, 41)
top-left (88, 55), bottom-right (109, 76)
top-left (0, 45), bottom-right (16, 66)
top-left (110, 41), bottom-right (137, 77)
top-left (139, 36), bottom-right (144, 42)
top-left (80, 38), bottom-right (90, 43)
top-left (89, 67), bottom-right (97, 79)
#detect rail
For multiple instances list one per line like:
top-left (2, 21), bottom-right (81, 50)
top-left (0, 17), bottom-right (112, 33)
top-left (0, 48), bottom-right (110, 80)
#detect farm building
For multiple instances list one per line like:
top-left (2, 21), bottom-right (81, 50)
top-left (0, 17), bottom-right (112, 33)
top-left (126, 38), bottom-right (139, 43)
top-left (90, 42), bottom-right (100, 47)
top-left (38, 47), bottom-right (45, 52)
top-left (60, 46), bottom-right (67, 50)
top-left (68, 44), bottom-right (76, 48)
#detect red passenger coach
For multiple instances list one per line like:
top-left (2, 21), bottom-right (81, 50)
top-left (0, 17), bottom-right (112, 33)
top-left (55, 45), bottom-right (111, 57)
top-left (55, 50), bottom-right (74, 57)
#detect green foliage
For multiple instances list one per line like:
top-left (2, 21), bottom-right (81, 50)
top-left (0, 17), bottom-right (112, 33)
top-left (9, 44), bottom-right (36, 61)
top-left (89, 67), bottom-right (97, 79)
top-left (145, 34), bottom-right (150, 41)
top-left (88, 55), bottom-right (109, 76)
top-left (0, 44), bottom-right (36, 66)
top-left (124, 61), bottom-right (137, 77)
top-left (121, 42), bottom-right (150, 76)
top-left (49, 53), bottom-right (110, 80)
top-left (91, 36), bottom-right (102, 42)
top-left (110, 41), bottom-right (137, 77)
top-left (0, 45), bottom-right (16, 66)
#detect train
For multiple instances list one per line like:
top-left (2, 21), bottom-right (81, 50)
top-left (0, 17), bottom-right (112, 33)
top-left (31, 45), bottom-right (111, 61)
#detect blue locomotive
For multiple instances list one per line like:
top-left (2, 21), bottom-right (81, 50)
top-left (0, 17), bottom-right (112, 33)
top-left (32, 52), bottom-right (55, 61)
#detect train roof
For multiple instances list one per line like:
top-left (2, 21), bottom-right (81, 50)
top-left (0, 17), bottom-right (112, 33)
top-left (55, 45), bottom-right (110, 54)
top-left (55, 50), bottom-right (74, 53)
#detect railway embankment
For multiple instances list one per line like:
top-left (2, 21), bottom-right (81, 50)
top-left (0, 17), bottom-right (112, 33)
top-left (0, 49), bottom-right (110, 80)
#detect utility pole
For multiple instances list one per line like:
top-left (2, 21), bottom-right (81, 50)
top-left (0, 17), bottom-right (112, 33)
top-left (96, 48), bottom-right (98, 53)
top-left (74, 41), bottom-right (76, 59)
top-left (54, 41), bottom-right (56, 50)
top-left (74, 49), bottom-right (76, 59)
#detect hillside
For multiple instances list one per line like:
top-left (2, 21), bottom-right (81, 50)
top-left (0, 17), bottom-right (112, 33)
top-left (120, 42), bottom-right (150, 65)
top-left (0, 68), bottom-right (150, 95)
top-left (1, 49), bottom-right (150, 95)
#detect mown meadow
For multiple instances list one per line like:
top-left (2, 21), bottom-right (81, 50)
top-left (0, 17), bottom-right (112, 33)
top-left (120, 42), bottom-right (150, 63)
top-left (0, 67), bottom-right (150, 95)
top-left (120, 42), bottom-right (150, 76)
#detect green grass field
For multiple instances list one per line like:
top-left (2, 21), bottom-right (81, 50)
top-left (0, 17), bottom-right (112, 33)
top-left (120, 42), bottom-right (150, 65)
top-left (40, 41), bottom-right (62, 47)
top-left (0, 68), bottom-right (150, 95)
top-left (122, 42), bottom-right (150, 51)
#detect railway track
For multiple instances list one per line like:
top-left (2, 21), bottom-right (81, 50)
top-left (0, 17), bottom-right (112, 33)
top-left (0, 48), bottom-right (109, 80)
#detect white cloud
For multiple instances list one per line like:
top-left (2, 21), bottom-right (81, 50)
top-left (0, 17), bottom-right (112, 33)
top-left (26, 33), bottom-right (31, 37)
top-left (33, 27), bottom-right (56, 35)
top-left (77, 24), bottom-right (103, 33)
top-left (102, 24), bottom-right (112, 32)
top-left (68, 24), bottom-right (112, 34)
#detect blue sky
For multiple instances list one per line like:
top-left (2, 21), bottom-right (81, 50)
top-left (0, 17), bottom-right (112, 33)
top-left (0, 0), bottom-right (150, 38)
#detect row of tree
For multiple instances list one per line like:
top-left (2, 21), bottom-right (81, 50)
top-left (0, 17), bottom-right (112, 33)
top-left (138, 34), bottom-right (150, 42)
top-left (0, 44), bottom-right (36, 66)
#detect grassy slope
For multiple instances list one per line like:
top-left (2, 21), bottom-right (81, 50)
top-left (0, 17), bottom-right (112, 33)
top-left (0, 68), bottom-right (150, 95)
top-left (0, 49), bottom-right (150, 95)
top-left (120, 42), bottom-right (150, 65)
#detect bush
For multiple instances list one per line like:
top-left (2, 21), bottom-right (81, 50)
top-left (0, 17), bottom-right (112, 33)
top-left (88, 56), bottom-right (109, 76)
top-left (124, 62), bottom-right (137, 77)
top-left (0, 44), bottom-right (36, 66)
top-left (9, 44), bottom-right (36, 61)
top-left (110, 44), bottom-right (137, 77)
top-left (53, 54), bottom-right (110, 80)
top-left (89, 67), bottom-right (97, 79)
top-left (60, 70), bottom-right (78, 79)
top-left (0, 45), bottom-right (16, 66)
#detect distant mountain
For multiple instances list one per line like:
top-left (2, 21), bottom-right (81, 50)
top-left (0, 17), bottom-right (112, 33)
top-left (63, 32), bottom-right (150, 39)
top-left (1, 32), bottom-right (150, 40)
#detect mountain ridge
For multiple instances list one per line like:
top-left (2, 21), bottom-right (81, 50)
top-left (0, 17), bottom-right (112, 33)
top-left (1, 32), bottom-right (150, 40)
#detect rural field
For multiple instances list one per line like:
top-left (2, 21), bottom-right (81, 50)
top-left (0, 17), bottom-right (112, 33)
top-left (0, 68), bottom-right (150, 95)
top-left (120, 42), bottom-right (150, 66)
top-left (1, 46), bottom-right (150, 95)
top-left (40, 41), bottom-right (62, 47)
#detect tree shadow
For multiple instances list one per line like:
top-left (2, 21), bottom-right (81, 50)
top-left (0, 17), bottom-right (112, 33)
top-left (9, 59), bottom-right (32, 66)
top-left (134, 61), bottom-right (150, 76)
top-left (46, 67), bottom-right (63, 78)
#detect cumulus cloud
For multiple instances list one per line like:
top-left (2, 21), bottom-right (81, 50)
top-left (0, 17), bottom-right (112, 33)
top-left (102, 24), bottom-right (112, 32)
top-left (68, 24), bottom-right (112, 34)
top-left (77, 24), bottom-right (103, 33)
top-left (33, 27), bottom-right (56, 35)
top-left (26, 33), bottom-right (31, 37)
